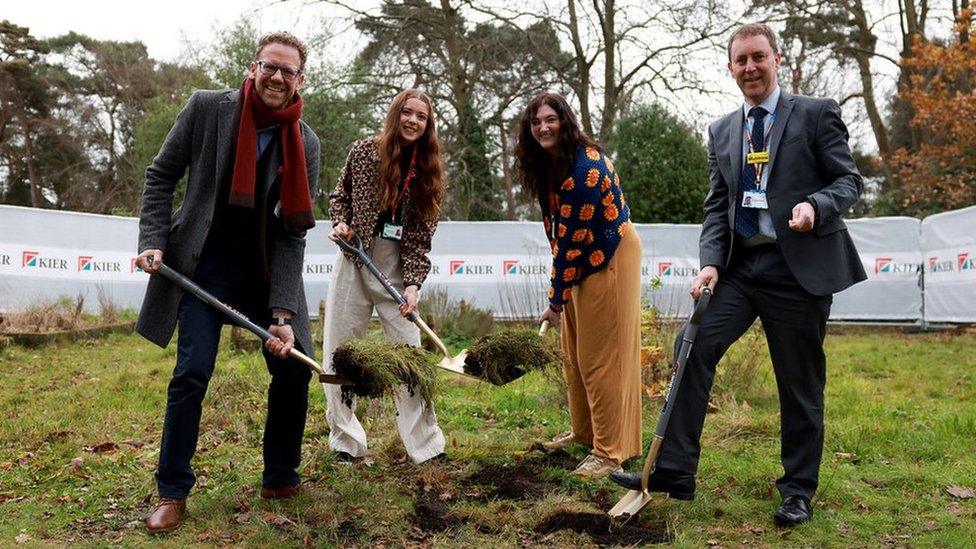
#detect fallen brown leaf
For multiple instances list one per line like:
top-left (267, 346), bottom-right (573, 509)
top-left (44, 431), bottom-right (72, 443)
top-left (946, 486), bottom-right (975, 499)
top-left (834, 452), bottom-right (858, 462)
top-left (260, 511), bottom-right (294, 529)
top-left (861, 478), bottom-right (886, 489)
top-left (85, 442), bottom-right (119, 454)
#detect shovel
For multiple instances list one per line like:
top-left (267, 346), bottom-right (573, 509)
top-left (148, 258), bottom-right (350, 385)
top-left (608, 286), bottom-right (712, 524)
top-left (334, 235), bottom-right (477, 381)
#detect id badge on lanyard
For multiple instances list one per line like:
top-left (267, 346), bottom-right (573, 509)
top-left (381, 222), bottom-right (404, 240)
top-left (743, 115), bottom-right (772, 210)
top-left (380, 151), bottom-right (418, 241)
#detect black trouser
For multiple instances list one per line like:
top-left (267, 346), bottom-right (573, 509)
top-left (155, 268), bottom-right (312, 499)
top-left (657, 243), bottom-right (832, 500)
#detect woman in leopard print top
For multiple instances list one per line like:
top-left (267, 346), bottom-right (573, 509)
top-left (321, 89), bottom-right (449, 464)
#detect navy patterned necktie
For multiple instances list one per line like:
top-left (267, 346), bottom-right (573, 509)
top-left (735, 106), bottom-right (768, 238)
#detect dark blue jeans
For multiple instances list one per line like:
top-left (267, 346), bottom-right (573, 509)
top-left (155, 273), bottom-right (311, 499)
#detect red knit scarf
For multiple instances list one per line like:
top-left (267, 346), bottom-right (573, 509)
top-left (229, 77), bottom-right (315, 231)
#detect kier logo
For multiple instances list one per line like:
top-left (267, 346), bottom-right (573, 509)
top-left (656, 261), bottom-right (698, 277)
top-left (875, 257), bottom-right (892, 273)
top-left (958, 252), bottom-right (974, 271)
top-left (21, 250), bottom-right (68, 270)
top-left (78, 256), bottom-right (121, 272)
top-left (502, 259), bottom-right (547, 276)
top-left (928, 256), bottom-right (954, 273)
top-left (448, 260), bottom-right (493, 275)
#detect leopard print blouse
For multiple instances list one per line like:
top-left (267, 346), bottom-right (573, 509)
top-left (328, 138), bottom-right (438, 287)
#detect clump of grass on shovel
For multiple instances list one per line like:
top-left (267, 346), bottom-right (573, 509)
top-left (332, 339), bottom-right (437, 406)
top-left (464, 329), bottom-right (561, 385)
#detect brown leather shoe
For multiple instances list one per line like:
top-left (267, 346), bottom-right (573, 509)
top-left (260, 484), bottom-right (301, 500)
top-left (145, 498), bottom-right (186, 534)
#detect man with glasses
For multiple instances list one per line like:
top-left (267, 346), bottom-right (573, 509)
top-left (135, 31), bottom-right (320, 533)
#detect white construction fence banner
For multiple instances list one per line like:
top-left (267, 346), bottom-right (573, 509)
top-left (1, 204), bottom-right (973, 322)
top-left (920, 205), bottom-right (976, 323)
top-left (832, 217), bottom-right (923, 321)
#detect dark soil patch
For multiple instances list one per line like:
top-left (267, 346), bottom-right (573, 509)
top-left (466, 463), bottom-right (547, 500)
top-left (336, 517), bottom-right (364, 539)
top-left (524, 446), bottom-right (579, 470)
top-left (412, 492), bottom-right (463, 532)
top-left (465, 448), bottom-right (578, 500)
top-left (535, 511), bottom-right (671, 546)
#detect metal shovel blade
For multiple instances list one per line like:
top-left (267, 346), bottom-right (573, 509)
top-left (608, 489), bottom-right (653, 524)
top-left (435, 348), bottom-right (472, 377)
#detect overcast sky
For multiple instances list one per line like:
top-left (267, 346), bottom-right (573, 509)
top-left (4, 0), bottom-right (339, 61)
top-left (8, 0), bottom-right (947, 152)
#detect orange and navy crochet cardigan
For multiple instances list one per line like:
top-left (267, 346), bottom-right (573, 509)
top-left (543, 145), bottom-right (630, 307)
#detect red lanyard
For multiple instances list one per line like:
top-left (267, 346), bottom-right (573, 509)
top-left (548, 185), bottom-right (560, 239)
top-left (389, 148), bottom-right (418, 215)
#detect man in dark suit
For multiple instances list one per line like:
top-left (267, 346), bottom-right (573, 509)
top-left (610, 23), bottom-right (866, 527)
top-left (134, 32), bottom-right (320, 533)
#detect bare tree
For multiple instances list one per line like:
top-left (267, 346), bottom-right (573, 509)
top-left (469, 0), bottom-right (742, 142)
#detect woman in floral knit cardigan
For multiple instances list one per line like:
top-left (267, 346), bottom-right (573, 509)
top-left (515, 92), bottom-right (643, 479)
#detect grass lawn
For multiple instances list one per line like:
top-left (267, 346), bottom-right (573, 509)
top-left (1, 324), bottom-right (974, 547)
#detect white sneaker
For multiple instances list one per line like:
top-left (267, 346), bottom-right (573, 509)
top-left (542, 431), bottom-right (577, 450)
top-left (573, 454), bottom-right (621, 479)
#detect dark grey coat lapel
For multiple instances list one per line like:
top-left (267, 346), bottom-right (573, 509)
top-left (728, 109), bottom-right (744, 195)
top-left (216, 91), bottom-right (238, 189)
top-left (766, 91), bottom-right (796, 187)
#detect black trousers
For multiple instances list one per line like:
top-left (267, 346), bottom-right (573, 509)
top-left (657, 243), bottom-right (832, 499)
top-left (155, 267), bottom-right (312, 499)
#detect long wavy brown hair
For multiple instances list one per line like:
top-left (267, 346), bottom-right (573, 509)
top-left (376, 89), bottom-right (445, 221)
top-left (514, 92), bottom-right (601, 218)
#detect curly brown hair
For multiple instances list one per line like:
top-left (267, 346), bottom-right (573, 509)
top-left (514, 91), bottom-right (600, 217)
top-left (376, 89), bottom-right (446, 222)
top-left (255, 31), bottom-right (308, 70)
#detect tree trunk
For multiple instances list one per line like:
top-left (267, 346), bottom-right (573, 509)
top-left (19, 115), bottom-right (43, 208)
top-left (567, 0), bottom-right (593, 135)
top-left (498, 116), bottom-right (517, 220)
top-left (845, 0), bottom-right (895, 182)
top-left (597, 0), bottom-right (616, 143)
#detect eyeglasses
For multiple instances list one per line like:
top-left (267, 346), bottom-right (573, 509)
top-left (256, 61), bottom-right (302, 81)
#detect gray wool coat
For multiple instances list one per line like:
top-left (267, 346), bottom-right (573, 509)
top-left (136, 88), bottom-right (320, 356)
